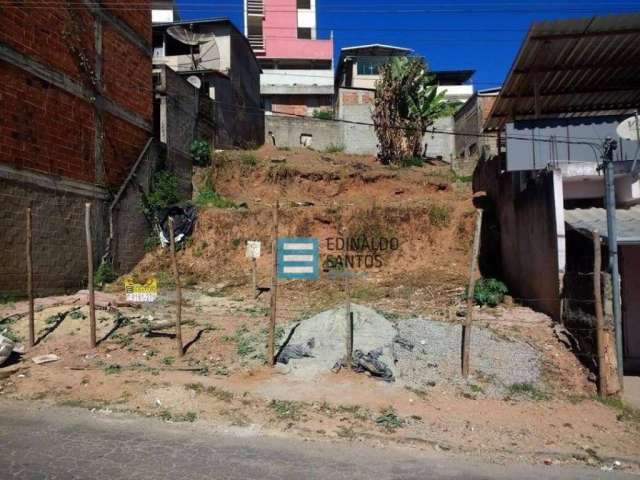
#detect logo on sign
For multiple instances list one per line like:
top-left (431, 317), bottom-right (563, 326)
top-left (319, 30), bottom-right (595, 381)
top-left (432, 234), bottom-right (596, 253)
top-left (277, 237), bottom-right (319, 280)
top-left (124, 277), bottom-right (158, 302)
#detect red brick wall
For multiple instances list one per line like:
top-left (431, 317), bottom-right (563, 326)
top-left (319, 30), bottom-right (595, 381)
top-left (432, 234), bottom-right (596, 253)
top-left (0, 2), bottom-right (152, 187)
top-left (0, 61), bottom-right (95, 182)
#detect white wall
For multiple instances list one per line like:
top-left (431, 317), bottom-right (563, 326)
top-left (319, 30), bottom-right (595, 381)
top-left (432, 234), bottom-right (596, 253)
top-left (152, 9), bottom-right (174, 23)
top-left (261, 69), bottom-right (333, 87)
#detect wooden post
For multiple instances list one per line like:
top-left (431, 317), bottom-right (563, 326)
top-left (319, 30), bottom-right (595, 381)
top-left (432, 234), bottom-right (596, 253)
top-left (462, 209), bottom-right (483, 378)
top-left (593, 231), bottom-right (607, 397)
top-left (268, 200), bottom-right (279, 366)
top-left (343, 224), bottom-right (352, 366)
top-left (252, 257), bottom-right (258, 299)
top-left (85, 203), bottom-right (96, 349)
top-left (168, 217), bottom-right (183, 357)
top-left (26, 207), bottom-right (34, 348)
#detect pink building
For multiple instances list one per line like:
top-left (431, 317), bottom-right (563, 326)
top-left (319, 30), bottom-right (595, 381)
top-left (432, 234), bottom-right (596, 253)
top-left (244, 0), bottom-right (334, 116)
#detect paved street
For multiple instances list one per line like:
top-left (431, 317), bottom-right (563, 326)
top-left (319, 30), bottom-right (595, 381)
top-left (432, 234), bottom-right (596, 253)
top-left (0, 401), bottom-right (636, 480)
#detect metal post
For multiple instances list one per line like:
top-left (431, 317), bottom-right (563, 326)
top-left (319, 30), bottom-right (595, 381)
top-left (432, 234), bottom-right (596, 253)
top-left (602, 138), bottom-right (624, 388)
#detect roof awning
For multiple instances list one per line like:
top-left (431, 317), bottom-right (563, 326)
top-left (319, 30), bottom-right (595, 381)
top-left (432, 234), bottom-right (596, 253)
top-left (486, 13), bottom-right (640, 130)
top-left (565, 206), bottom-right (640, 245)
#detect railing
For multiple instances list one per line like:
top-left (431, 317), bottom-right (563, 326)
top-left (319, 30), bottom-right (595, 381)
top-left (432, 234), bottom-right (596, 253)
top-left (247, 0), bottom-right (264, 15)
top-left (248, 35), bottom-right (265, 51)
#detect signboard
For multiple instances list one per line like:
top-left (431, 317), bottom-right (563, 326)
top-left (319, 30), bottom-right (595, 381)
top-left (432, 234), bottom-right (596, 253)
top-left (124, 277), bottom-right (158, 302)
top-left (277, 237), bottom-right (319, 280)
top-left (246, 241), bottom-right (261, 259)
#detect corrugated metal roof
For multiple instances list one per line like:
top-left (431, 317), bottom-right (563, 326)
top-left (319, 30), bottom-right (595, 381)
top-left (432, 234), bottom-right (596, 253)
top-left (486, 13), bottom-right (640, 130)
top-left (565, 206), bottom-right (640, 244)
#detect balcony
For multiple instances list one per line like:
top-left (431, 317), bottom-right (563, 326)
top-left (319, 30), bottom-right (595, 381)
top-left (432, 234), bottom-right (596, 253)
top-left (247, 0), bottom-right (264, 16)
top-left (248, 35), bottom-right (265, 53)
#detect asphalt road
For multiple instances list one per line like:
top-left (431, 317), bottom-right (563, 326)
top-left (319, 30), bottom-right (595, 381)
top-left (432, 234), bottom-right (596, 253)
top-left (0, 401), bottom-right (636, 480)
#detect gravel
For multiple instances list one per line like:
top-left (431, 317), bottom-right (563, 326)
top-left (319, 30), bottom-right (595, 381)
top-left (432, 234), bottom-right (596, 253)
top-left (279, 304), bottom-right (542, 397)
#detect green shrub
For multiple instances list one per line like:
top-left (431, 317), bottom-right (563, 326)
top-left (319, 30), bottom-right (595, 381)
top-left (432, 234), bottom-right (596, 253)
top-left (323, 143), bottom-right (345, 154)
top-left (190, 139), bottom-right (211, 167)
top-left (472, 278), bottom-right (508, 307)
top-left (399, 156), bottom-right (424, 168)
top-left (144, 171), bottom-right (179, 217)
top-left (94, 261), bottom-right (117, 288)
top-left (312, 110), bottom-right (333, 120)
top-left (195, 186), bottom-right (238, 209)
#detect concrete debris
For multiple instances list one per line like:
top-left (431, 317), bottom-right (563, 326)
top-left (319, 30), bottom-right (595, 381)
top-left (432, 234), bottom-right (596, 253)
top-left (32, 354), bottom-right (60, 365)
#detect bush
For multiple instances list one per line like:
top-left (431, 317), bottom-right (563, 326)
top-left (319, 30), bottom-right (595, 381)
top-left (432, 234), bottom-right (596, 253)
top-left (190, 139), bottom-right (211, 167)
top-left (94, 261), bottom-right (117, 288)
top-left (312, 110), bottom-right (333, 120)
top-left (239, 153), bottom-right (258, 167)
top-left (144, 171), bottom-right (179, 217)
top-left (472, 278), bottom-right (508, 307)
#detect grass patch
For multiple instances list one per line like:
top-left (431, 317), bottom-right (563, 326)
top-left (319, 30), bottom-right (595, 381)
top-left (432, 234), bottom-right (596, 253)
top-left (399, 156), bottom-right (424, 168)
top-left (596, 396), bottom-right (640, 423)
top-left (103, 364), bottom-right (122, 375)
top-left (269, 400), bottom-right (304, 421)
top-left (427, 203), bottom-right (452, 228)
top-left (507, 382), bottom-right (549, 401)
top-left (161, 356), bottom-right (175, 366)
top-left (322, 143), bottom-right (345, 154)
top-left (239, 153), bottom-right (258, 167)
top-left (196, 186), bottom-right (238, 209)
top-left (375, 406), bottom-right (405, 432)
top-left (160, 410), bottom-right (197, 422)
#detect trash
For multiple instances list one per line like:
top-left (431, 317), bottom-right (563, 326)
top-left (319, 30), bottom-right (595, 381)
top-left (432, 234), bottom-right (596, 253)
top-left (543, 459), bottom-right (553, 465)
top-left (32, 354), bottom-right (60, 365)
top-left (159, 203), bottom-right (197, 247)
top-left (0, 334), bottom-right (15, 366)
top-left (352, 348), bottom-right (395, 382)
top-left (276, 338), bottom-right (315, 365)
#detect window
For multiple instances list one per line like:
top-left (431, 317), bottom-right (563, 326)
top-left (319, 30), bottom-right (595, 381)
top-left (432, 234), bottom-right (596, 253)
top-left (297, 27), bottom-right (312, 39)
top-left (356, 57), bottom-right (387, 75)
top-left (297, 0), bottom-right (311, 9)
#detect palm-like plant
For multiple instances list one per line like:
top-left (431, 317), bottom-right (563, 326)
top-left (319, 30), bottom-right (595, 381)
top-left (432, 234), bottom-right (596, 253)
top-left (373, 57), bottom-right (460, 165)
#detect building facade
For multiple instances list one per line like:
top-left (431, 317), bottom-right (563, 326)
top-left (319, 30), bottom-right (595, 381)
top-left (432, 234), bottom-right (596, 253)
top-left (153, 18), bottom-right (264, 148)
top-left (334, 44), bottom-right (474, 159)
top-left (0, 1), bottom-right (154, 294)
top-left (244, 0), bottom-right (334, 116)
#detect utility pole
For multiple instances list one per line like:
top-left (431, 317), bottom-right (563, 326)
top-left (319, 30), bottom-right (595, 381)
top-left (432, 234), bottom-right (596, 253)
top-left (601, 137), bottom-right (624, 389)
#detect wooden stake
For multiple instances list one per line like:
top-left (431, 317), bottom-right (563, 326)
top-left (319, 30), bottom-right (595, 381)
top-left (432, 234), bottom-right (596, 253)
top-left (268, 200), bottom-right (279, 366)
top-left (343, 224), bottom-right (352, 366)
top-left (168, 217), bottom-right (183, 357)
top-left (85, 203), bottom-right (96, 349)
top-left (462, 209), bottom-right (483, 378)
top-left (252, 257), bottom-right (258, 299)
top-left (26, 207), bottom-right (34, 348)
top-left (593, 230), bottom-right (607, 397)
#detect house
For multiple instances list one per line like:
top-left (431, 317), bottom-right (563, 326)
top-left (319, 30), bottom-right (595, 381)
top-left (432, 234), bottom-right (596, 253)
top-left (476, 13), bottom-right (640, 374)
top-left (334, 44), bottom-right (475, 158)
top-left (152, 17), bottom-right (264, 148)
top-left (0, 2), bottom-right (155, 294)
top-left (453, 87), bottom-right (501, 173)
top-left (152, 0), bottom-right (179, 24)
top-left (244, 0), bottom-right (334, 116)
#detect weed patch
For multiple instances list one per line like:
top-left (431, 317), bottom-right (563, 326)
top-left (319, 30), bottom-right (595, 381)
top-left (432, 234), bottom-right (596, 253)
top-left (375, 406), bottom-right (405, 432)
top-left (269, 400), bottom-right (304, 421)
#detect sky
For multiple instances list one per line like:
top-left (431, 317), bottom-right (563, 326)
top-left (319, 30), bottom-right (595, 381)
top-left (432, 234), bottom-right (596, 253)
top-left (175, 0), bottom-right (639, 89)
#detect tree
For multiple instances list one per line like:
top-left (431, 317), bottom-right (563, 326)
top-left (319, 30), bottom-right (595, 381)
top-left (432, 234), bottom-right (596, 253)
top-left (372, 57), bottom-right (460, 165)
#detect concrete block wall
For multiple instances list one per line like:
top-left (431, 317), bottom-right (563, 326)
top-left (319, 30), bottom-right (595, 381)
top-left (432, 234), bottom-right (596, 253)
top-left (266, 115), bottom-right (342, 151)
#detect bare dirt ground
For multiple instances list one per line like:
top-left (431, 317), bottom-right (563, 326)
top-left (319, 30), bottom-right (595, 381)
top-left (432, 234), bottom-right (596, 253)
top-left (1, 147), bottom-right (639, 474)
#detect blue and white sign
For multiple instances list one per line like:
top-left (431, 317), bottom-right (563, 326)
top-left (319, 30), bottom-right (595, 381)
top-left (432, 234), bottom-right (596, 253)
top-left (277, 237), bottom-right (319, 280)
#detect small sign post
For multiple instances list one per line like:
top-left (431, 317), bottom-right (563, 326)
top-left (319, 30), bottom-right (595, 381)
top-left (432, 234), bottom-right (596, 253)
top-left (246, 241), bottom-right (261, 298)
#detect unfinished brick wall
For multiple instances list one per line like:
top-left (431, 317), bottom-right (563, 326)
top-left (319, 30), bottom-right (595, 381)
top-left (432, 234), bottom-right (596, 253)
top-left (0, 3), bottom-right (153, 294)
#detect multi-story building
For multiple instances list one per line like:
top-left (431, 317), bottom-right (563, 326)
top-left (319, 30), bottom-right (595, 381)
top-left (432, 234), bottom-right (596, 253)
top-left (244, 0), bottom-right (334, 116)
top-left (152, 0), bottom-right (179, 24)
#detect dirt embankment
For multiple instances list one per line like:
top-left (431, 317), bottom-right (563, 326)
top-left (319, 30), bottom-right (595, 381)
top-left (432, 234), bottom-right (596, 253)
top-left (135, 146), bottom-right (476, 316)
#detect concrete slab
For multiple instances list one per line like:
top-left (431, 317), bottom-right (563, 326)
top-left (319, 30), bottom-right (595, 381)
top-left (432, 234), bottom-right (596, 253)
top-left (623, 375), bottom-right (640, 410)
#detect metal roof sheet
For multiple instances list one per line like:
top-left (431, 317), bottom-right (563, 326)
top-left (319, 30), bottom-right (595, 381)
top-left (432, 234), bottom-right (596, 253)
top-left (565, 206), bottom-right (640, 244)
top-left (486, 13), bottom-right (640, 130)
